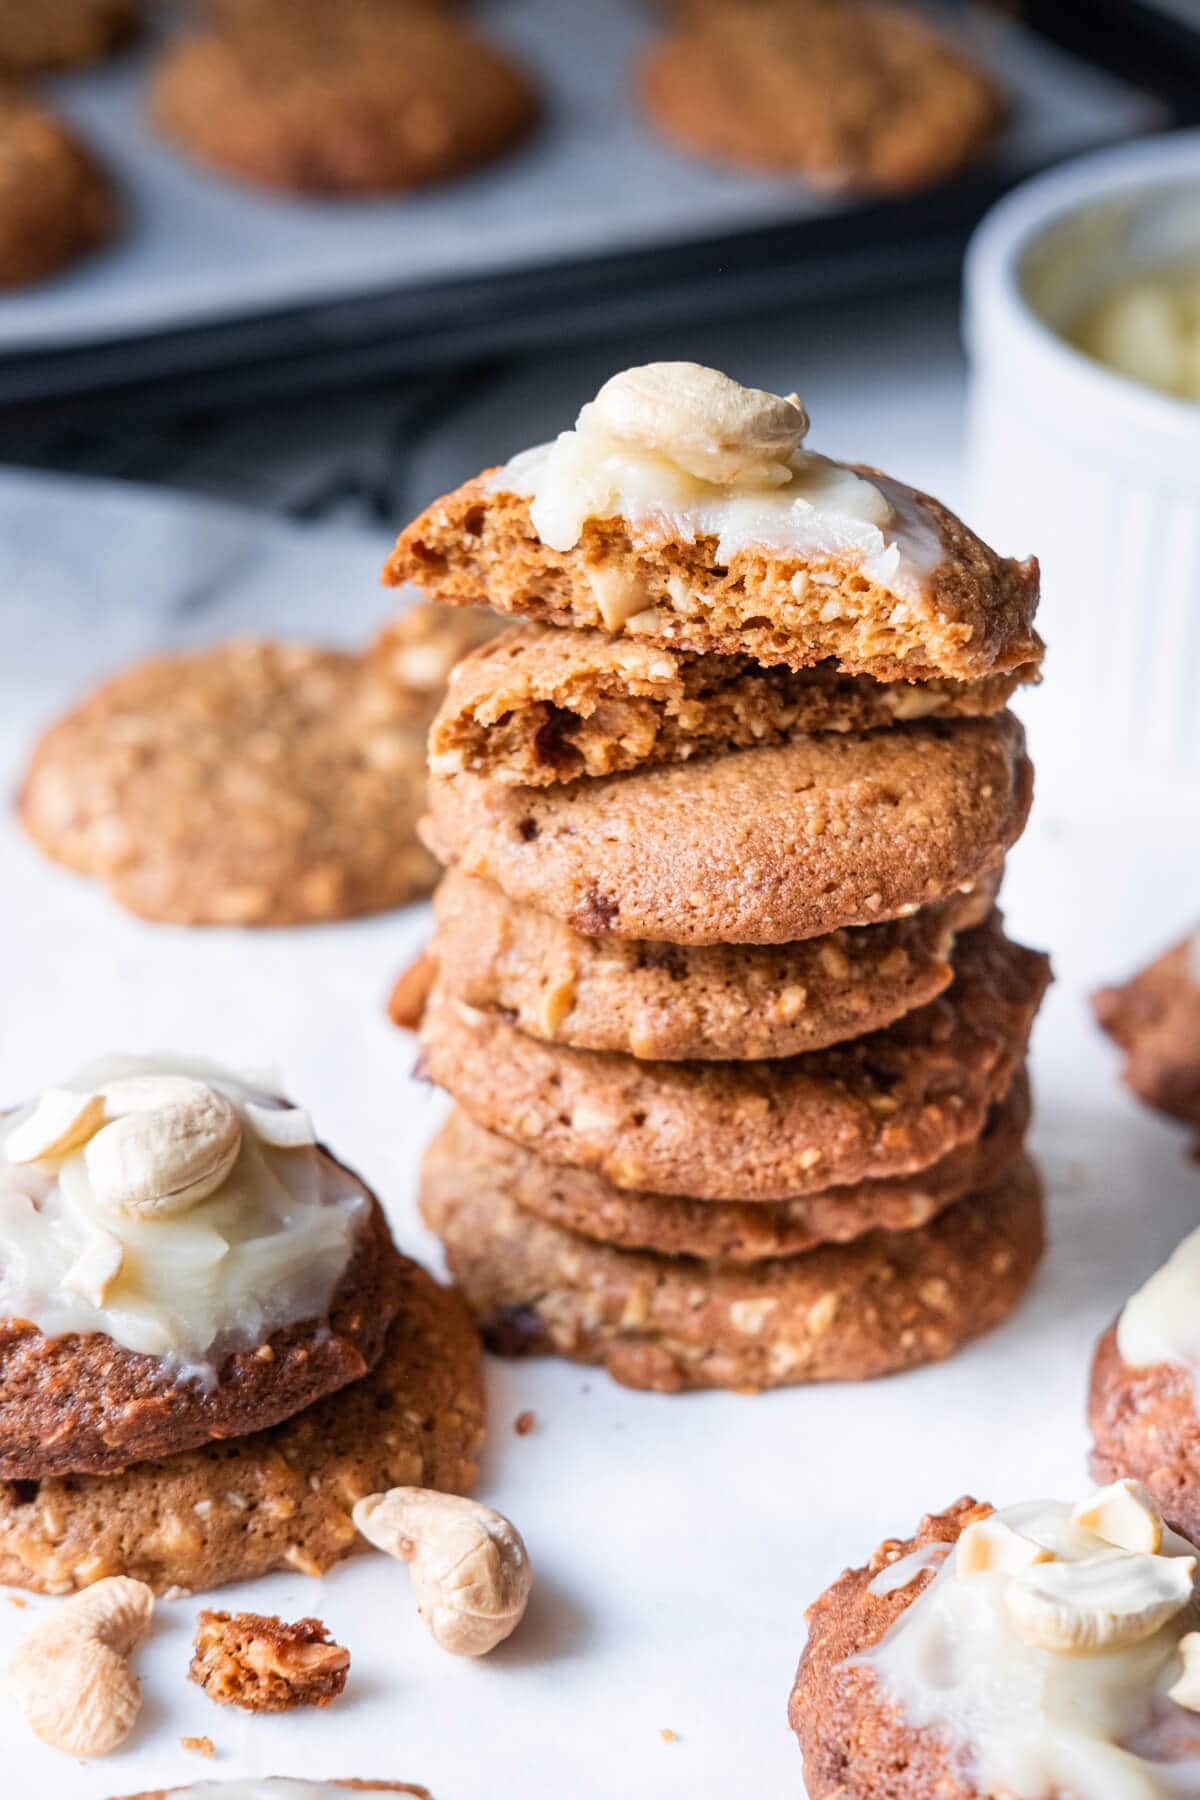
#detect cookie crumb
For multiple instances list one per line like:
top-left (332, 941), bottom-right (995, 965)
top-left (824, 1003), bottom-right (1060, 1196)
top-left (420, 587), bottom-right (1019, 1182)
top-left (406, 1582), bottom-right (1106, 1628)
top-left (182, 1735), bottom-right (215, 1758)
top-left (190, 1610), bottom-right (349, 1712)
top-left (7, 1595), bottom-right (27, 1609)
top-left (660, 1727), bottom-right (678, 1743)
top-left (514, 1409), bottom-right (535, 1436)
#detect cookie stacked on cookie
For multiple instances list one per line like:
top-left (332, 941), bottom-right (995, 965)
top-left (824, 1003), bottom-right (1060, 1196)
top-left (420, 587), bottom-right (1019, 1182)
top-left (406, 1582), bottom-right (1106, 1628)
top-left (387, 362), bottom-right (1049, 1393)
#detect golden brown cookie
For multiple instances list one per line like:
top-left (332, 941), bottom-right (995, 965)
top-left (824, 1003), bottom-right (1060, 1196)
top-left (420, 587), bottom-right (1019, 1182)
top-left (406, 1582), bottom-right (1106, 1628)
top-left (1088, 1322), bottom-right (1200, 1550)
top-left (639, 0), bottom-right (1001, 193)
top-left (425, 1075), bottom-right (1029, 1262)
top-left (189, 1609), bottom-right (350, 1711)
top-left (1094, 933), bottom-right (1200, 1129)
top-left (421, 1155), bottom-right (1043, 1392)
top-left (386, 469), bottom-right (1041, 687)
top-left (430, 621), bottom-right (1034, 787)
top-left (418, 918), bottom-right (1050, 1201)
top-left (422, 714), bottom-right (1032, 947)
top-left (19, 639), bottom-right (439, 925)
top-left (427, 867), bottom-right (999, 1060)
top-left (370, 600), bottom-right (503, 717)
top-left (149, 10), bottom-right (537, 195)
top-left (0, 1256), bottom-right (483, 1596)
top-left (0, 0), bottom-right (138, 75)
top-left (116, 1785), bottom-right (429, 1798)
top-left (0, 93), bottom-right (116, 287)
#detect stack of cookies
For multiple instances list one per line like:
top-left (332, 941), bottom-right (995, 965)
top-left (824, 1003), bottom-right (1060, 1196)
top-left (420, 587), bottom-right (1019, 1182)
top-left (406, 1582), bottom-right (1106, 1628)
top-left (387, 362), bottom-right (1051, 1394)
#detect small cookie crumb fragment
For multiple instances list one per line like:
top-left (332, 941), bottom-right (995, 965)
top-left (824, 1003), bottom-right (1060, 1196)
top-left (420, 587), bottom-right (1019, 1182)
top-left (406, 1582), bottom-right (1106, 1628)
top-left (514, 1410), bottom-right (535, 1436)
top-left (189, 1610), bottom-right (350, 1712)
top-left (661, 1727), bottom-right (679, 1743)
top-left (182, 1734), bottom-right (215, 1757)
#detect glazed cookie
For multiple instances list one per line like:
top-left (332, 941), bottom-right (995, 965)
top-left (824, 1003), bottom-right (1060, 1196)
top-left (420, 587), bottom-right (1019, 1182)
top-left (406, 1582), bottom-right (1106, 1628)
top-left (114, 1780), bottom-right (429, 1797)
top-left (792, 1489), bottom-right (1200, 1797)
top-left (19, 639), bottom-right (438, 925)
top-left (425, 867), bottom-right (1000, 1060)
top-left (149, 10), bottom-right (537, 195)
top-left (430, 621), bottom-right (1033, 787)
top-left (0, 94), bottom-right (116, 287)
top-left (386, 367), bottom-right (1041, 685)
top-left (424, 1076), bottom-right (1029, 1262)
top-left (0, 1255), bottom-right (483, 1595)
top-left (0, 0), bottom-right (137, 74)
top-left (639, 2), bottom-right (1001, 193)
top-left (417, 919), bottom-right (1050, 1200)
top-left (1094, 931), bottom-right (1200, 1129)
top-left (1088, 1223), bottom-right (1200, 1545)
top-left (0, 1056), bottom-right (406, 1479)
top-left (422, 714), bottom-right (1032, 947)
top-left (421, 1154), bottom-right (1043, 1392)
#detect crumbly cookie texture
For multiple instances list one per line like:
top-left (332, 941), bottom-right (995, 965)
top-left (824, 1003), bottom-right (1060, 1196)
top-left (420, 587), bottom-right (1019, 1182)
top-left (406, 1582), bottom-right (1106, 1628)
top-left (639, 1), bottom-right (1001, 193)
top-left (424, 1076), bottom-right (1029, 1262)
top-left (422, 1155), bottom-right (1043, 1393)
top-left (430, 621), bottom-right (1034, 786)
top-left (0, 1258), bottom-right (483, 1596)
top-left (1089, 1322), bottom-right (1200, 1549)
top-left (0, 94), bottom-right (116, 287)
top-left (370, 601), bottom-right (503, 715)
top-left (1094, 933), bottom-right (1200, 1128)
top-left (427, 867), bottom-right (998, 1061)
top-left (0, 0), bottom-right (138, 74)
top-left (423, 714), bottom-right (1032, 947)
top-left (149, 10), bottom-right (537, 194)
top-left (19, 640), bottom-right (439, 925)
top-left (417, 918), bottom-right (1050, 1201)
top-left (189, 1610), bottom-right (350, 1711)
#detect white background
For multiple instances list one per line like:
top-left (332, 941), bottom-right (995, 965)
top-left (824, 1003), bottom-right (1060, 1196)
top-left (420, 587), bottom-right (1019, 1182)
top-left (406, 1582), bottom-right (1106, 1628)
top-left (0, 316), bottom-right (1196, 1798)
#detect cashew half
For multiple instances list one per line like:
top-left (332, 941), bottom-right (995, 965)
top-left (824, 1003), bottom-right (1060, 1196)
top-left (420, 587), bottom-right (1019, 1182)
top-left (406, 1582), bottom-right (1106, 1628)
top-left (1072, 1479), bottom-right (1164, 1555)
top-left (5, 1089), bottom-right (106, 1164)
top-left (353, 1488), bottom-right (532, 1657)
top-left (244, 1100), bottom-right (316, 1149)
top-left (591, 363), bottom-right (809, 487)
top-left (955, 1516), bottom-right (1054, 1580)
top-left (5, 1576), bottom-right (154, 1755)
top-left (1169, 1631), bottom-right (1200, 1711)
top-left (85, 1079), bottom-right (241, 1217)
top-left (1004, 1551), bottom-right (1196, 1655)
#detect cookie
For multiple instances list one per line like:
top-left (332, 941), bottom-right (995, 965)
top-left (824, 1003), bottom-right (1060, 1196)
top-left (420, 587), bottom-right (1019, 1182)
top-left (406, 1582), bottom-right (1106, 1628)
top-left (422, 714), bottom-right (1032, 947)
top-left (427, 866), bottom-right (999, 1060)
top-left (0, 94), bottom-right (116, 288)
top-left (370, 600), bottom-right (503, 717)
top-left (116, 1785), bottom-right (429, 1798)
top-left (189, 1609), bottom-right (350, 1711)
top-left (0, 0), bottom-right (137, 74)
top-left (426, 1074), bottom-right (1029, 1261)
top-left (421, 1154), bottom-right (1043, 1392)
top-left (417, 918), bottom-right (1050, 1200)
top-left (149, 11), bottom-right (537, 195)
top-left (430, 621), bottom-right (1034, 787)
top-left (0, 1184), bottom-right (405, 1482)
top-left (639, 1), bottom-right (1001, 193)
top-left (0, 1256), bottom-right (483, 1595)
top-left (19, 639), bottom-right (439, 925)
top-left (1094, 932), bottom-right (1200, 1128)
top-left (1088, 1322), bottom-right (1200, 1549)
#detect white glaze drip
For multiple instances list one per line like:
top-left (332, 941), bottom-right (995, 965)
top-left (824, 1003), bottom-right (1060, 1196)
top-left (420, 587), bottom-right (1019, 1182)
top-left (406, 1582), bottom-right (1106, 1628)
top-left (1118, 1225), bottom-right (1200, 1376)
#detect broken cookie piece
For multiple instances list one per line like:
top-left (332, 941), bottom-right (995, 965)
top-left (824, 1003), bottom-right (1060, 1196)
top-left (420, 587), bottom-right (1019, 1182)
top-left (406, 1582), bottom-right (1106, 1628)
top-left (189, 1609), bottom-right (350, 1711)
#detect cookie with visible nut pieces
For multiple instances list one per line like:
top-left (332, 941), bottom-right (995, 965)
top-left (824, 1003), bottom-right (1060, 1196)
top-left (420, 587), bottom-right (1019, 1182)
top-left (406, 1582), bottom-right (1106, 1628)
top-left (1094, 932), bottom-right (1200, 1131)
top-left (19, 639), bottom-right (439, 925)
top-left (0, 94), bottom-right (116, 287)
top-left (190, 1609), bottom-right (350, 1710)
top-left (1089, 1323), bottom-right (1200, 1551)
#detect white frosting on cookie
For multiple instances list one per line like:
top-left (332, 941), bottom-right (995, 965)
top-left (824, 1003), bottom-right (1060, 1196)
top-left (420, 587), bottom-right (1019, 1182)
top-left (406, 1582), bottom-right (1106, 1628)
top-left (0, 1054), bottom-right (364, 1381)
top-left (489, 365), bottom-right (943, 600)
top-left (859, 1496), bottom-right (1200, 1799)
top-left (1118, 1225), bottom-right (1200, 1375)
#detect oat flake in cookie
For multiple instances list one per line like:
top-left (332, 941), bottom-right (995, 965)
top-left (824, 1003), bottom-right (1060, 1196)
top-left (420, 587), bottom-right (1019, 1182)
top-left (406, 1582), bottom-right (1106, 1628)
top-left (386, 364), bottom-right (1041, 684)
top-left (793, 1489), bottom-right (1200, 1797)
top-left (0, 1053), bottom-right (405, 1478)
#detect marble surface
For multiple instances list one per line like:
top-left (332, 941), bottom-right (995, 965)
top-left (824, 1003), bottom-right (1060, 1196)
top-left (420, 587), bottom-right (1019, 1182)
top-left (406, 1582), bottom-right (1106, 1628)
top-left (0, 378), bottom-right (1196, 1799)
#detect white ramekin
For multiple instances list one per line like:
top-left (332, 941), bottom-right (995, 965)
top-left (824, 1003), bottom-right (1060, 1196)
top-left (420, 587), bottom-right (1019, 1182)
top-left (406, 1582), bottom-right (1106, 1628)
top-left (964, 131), bottom-right (1200, 780)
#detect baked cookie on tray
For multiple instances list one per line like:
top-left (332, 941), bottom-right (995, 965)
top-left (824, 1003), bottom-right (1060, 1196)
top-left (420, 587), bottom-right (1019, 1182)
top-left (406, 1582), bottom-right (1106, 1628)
top-left (423, 866), bottom-right (999, 1060)
top-left (422, 1150), bottom-right (1042, 1392)
top-left (149, 9), bottom-right (537, 195)
top-left (417, 917), bottom-right (1049, 1200)
top-left (0, 1249), bottom-right (483, 1594)
top-left (639, 1), bottom-right (1001, 193)
top-left (0, 1054), bottom-right (411, 1478)
top-left (430, 620), bottom-right (1033, 787)
top-left (1089, 1222), bottom-right (1200, 1547)
top-left (422, 713), bottom-right (1032, 947)
top-left (114, 1782), bottom-right (430, 1797)
top-left (19, 639), bottom-right (438, 925)
top-left (425, 1074), bottom-right (1029, 1262)
top-left (0, 94), bottom-right (116, 287)
top-left (0, 0), bottom-right (138, 74)
top-left (1094, 930), bottom-right (1200, 1131)
top-left (792, 1487), bottom-right (1200, 1797)
top-left (386, 365), bottom-right (1041, 684)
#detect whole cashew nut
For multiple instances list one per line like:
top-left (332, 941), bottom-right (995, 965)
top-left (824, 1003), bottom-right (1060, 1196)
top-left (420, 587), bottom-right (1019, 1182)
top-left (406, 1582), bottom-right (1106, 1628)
top-left (5, 1575), bottom-right (154, 1755)
top-left (85, 1078), bottom-right (242, 1217)
top-left (352, 1488), bottom-right (532, 1657)
top-left (592, 362), bottom-right (809, 487)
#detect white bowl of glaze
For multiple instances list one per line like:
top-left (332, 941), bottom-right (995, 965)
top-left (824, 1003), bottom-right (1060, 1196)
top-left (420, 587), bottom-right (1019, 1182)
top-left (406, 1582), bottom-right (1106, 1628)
top-left (964, 131), bottom-right (1200, 780)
